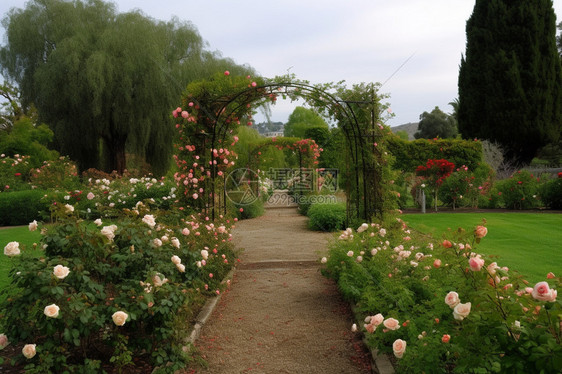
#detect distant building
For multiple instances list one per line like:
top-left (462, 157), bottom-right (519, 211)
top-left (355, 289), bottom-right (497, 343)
top-left (264, 131), bottom-right (284, 138)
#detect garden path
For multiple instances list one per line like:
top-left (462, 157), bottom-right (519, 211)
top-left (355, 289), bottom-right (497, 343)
top-left (184, 206), bottom-right (372, 373)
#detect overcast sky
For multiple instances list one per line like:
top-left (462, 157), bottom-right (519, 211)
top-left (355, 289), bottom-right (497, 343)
top-left (1, 0), bottom-right (561, 127)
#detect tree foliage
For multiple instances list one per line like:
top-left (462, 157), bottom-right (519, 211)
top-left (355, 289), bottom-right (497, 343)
top-left (283, 106), bottom-right (329, 138)
top-left (0, 0), bottom-right (253, 175)
top-left (458, 0), bottom-right (562, 164)
top-left (414, 106), bottom-right (458, 139)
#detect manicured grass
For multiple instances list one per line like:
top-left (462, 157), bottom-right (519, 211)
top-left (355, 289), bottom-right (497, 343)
top-left (401, 213), bottom-right (562, 284)
top-left (0, 226), bottom-right (43, 298)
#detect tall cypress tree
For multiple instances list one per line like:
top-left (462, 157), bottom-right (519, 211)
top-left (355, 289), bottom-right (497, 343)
top-left (458, 0), bottom-right (562, 164)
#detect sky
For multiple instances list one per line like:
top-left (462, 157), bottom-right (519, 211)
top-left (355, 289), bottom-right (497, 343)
top-left (0, 0), bottom-right (561, 127)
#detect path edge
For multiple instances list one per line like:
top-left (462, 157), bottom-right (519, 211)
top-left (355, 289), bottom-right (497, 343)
top-left (350, 304), bottom-right (395, 374)
top-left (186, 268), bottom-right (236, 345)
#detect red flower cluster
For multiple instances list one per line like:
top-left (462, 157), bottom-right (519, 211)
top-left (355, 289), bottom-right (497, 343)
top-left (415, 159), bottom-right (455, 186)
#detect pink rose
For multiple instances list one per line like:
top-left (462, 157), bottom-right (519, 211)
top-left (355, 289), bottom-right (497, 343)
top-left (383, 318), bottom-right (400, 330)
top-left (86, 192), bottom-right (95, 200)
top-left (433, 259), bottom-right (442, 269)
top-left (474, 225), bottom-right (487, 238)
top-left (445, 291), bottom-right (460, 308)
top-left (469, 256), bottom-right (485, 271)
top-left (392, 339), bottom-right (406, 358)
top-left (370, 313), bottom-right (384, 326)
top-left (531, 281), bottom-right (557, 302)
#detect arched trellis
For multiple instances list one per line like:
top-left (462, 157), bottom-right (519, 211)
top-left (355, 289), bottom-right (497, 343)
top-left (174, 76), bottom-right (384, 223)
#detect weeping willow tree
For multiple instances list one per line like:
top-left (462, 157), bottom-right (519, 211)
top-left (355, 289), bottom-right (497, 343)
top-left (0, 0), bottom-right (253, 175)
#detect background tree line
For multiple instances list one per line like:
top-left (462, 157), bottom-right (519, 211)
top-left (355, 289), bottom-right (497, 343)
top-left (0, 0), bottom-right (253, 175)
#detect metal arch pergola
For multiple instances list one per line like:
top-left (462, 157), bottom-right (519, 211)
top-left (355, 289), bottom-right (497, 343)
top-left (197, 81), bottom-right (382, 223)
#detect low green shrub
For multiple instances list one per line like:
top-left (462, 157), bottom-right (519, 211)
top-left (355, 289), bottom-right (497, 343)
top-left (232, 198), bottom-right (264, 220)
top-left (307, 202), bottom-right (346, 231)
top-left (541, 174), bottom-right (562, 209)
top-left (0, 189), bottom-right (51, 226)
top-left (495, 170), bottom-right (541, 209)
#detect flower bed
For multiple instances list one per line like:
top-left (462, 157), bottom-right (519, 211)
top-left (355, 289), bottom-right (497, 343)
top-left (0, 203), bottom-right (237, 373)
top-left (322, 217), bottom-right (561, 373)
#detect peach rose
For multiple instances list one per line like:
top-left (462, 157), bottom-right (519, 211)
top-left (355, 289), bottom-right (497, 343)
top-left (453, 302), bottom-right (471, 321)
top-left (442, 334), bottom-right (451, 343)
top-left (0, 333), bottom-right (8, 350)
top-left (433, 259), bottom-right (442, 269)
top-left (171, 255), bottom-right (181, 265)
top-left (176, 263), bottom-right (186, 273)
top-left (392, 339), bottom-right (407, 358)
top-left (469, 256), bottom-right (485, 271)
top-left (371, 313), bottom-right (384, 326)
top-left (474, 225), bottom-right (487, 238)
top-left (383, 318), bottom-right (400, 330)
top-left (44, 304), bottom-right (60, 318)
top-left (445, 291), bottom-right (460, 308)
top-left (112, 311), bottom-right (128, 326)
top-left (442, 240), bottom-right (452, 248)
top-left (53, 265), bottom-right (70, 280)
top-left (532, 281), bottom-right (557, 302)
top-left (22, 344), bottom-right (36, 359)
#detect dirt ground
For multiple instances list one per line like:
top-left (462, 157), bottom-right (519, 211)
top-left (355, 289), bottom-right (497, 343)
top-left (184, 207), bottom-right (372, 373)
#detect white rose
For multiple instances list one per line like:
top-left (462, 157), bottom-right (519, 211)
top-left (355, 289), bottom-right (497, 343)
top-left (171, 255), bottom-right (182, 265)
top-left (201, 249), bottom-right (209, 260)
top-left (22, 344), bottom-right (36, 359)
top-left (171, 237), bottom-right (180, 249)
top-left (453, 302), bottom-right (472, 321)
top-left (44, 304), bottom-right (60, 318)
top-left (142, 214), bottom-right (156, 228)
top-left (101, 225), bottom-right (117, 241)
top-left (4, 241), bottom-right (20, 257)
top-left (176, 263), bottom-right (186, 273)
top-left (53, 265), bottom-right (70, 280)
top-left (94, 218), bottom-right (103, 226)
top-left (28, 220), bottom-right (38, 231)
top-left (112, 311), bottom-right (128, 326)
top-left (153, 238), bottom-right (162, 247)
top-left (320, 257), bottom-right (327, 264)
top-left (357, 223), bottom-right (369, 233)
top-left (64, 204), bottom-right (74, 213)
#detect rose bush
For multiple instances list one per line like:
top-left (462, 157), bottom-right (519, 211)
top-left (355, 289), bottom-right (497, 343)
top-left (0, 203), bottom-right (237, 372)
top-left (322, 217), bottom-right (561, 373)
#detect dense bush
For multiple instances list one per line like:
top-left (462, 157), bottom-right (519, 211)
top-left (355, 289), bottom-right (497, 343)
top-left (386, 137), bottom-right (483, 172)
top-left (541, 173), bottom-right (562, 209)
top-left (439, 164), bottom-right (494, 209)
top-left (307, 202), bottom-right (346, 231)
top-left (0, 189), bottom-right (51, 226)
top-left (0, 154), bottom-right (33, 192)
top-left (29, 157), bottom-right (81, 191)
top-left (495, 170), bottom-right (542, 209)
top-left (322, 218), bottom-right (561, 373)
top-left (0, 205), bottom-right (235, 372)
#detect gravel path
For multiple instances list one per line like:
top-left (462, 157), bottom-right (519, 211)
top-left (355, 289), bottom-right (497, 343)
top-left (184, 207), bottom-right (372, 373)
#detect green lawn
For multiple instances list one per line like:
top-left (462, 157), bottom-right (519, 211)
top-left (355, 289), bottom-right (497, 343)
top-left (401, 213), bottom-right (562, 284)
top-left (0, 226), bottom-right (43, 298)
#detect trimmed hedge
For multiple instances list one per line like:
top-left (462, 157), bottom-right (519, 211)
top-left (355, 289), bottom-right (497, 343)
top-left (307, 202), bottom-right (346, 231)
top-left (0, 189), bottom-right (51, 226)
top-left (386, 137), bottom-right (483, 172)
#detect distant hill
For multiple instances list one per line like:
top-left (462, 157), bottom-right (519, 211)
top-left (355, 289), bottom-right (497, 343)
top-left (391, 122), bottom-right (418, 140)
